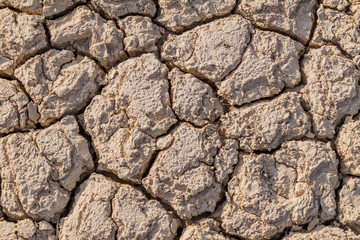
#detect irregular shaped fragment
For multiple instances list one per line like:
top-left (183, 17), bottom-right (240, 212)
top-left (336, 117), bottom-right (360, 176)
top-left (162, 15), bottom-right (253, 83)
top-left (84, 53), bottom-right (176, 183)
top-left (112, 184), bottom-right (180, 239)
top-left (99, 53), bottom-right (177, 138)
top-left (220, 140), bottom-right (339, 239)
top-left (143, 123), bottom-right (227, 219)
top-left (214, 139), bottom-right (239, 185)
top-left (118, 16), bottom-right (164, 57)
top-left (59, 173), bottom-right (179, 240)
top-left (90, 0), bottom-right (156, 18)
top-left (0, 0), bottom-right (86, 17)
top-left (180, 219), bottom-right (231, 240)
top-left (236, 0), bottom-right (317, 43)
top-left (169, 68), bottom-right (223, 126)
top-left (0, 218), bottom-right (56, 240)
top-left (220, 92), bottom-right (311, 151)
top-left (0, 116), bottom-right (93, 222)
top-left (156, 134), bottom-right (174, 150)
top-left (47, 6), bottom-right (126, 69)
top-left (0, 78), bottom-right (38, 135)
top-left (338, 177), bottom-right (360, 233)
top-left (58, 174), bottom-right (119, 239)
top-left (0, 8), bottom-right (48, 76)
top-left (157, 0), bottom-right (236, 32)
top-left (15, 49), bottom-right (105, 126)
top-left (311, 5), bottom-right (360, 65)
top-left (218, 29), bottom-right (303, 106)
top-left (284, 225), bottom-right (360, 239)
top-left (301, 46), bottom-right (360, 138)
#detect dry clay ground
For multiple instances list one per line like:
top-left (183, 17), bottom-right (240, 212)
top-left (1, 0), bottom-right (360, 239)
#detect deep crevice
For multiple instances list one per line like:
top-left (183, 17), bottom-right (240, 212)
top-left (0, 5), bottom-right (23, 14)
top-left (153, 10), bottom-right (234, 36)
top-left (141, 150), bottom-right (160, 179)
top-left (95, 170), bottom-right (186, 228)
top-left (305, 0), bottom-right (321, 47)
top-left (174, 226), bottom-right (184, 240)
top-left (56, 169), bottom-right (94, 230)
top-left (45, 0), bottom-right (89, 20)
top-left (217, 224), bottom-right (245, 240)
top-left (252, 24), bottom-right (305, 45)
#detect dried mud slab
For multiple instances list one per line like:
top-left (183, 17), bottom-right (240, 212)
top-left (162, 14), bottom-right (253, 83)
top-left (118, 16), bottom-right (164, 57)
top-left (47, 6), bottom-right (127, 69)
top-left (0, 8), bottom-right (48, 76)
top-left (338, 177), bottom-right (360, 233)
top-left (14, 49), bottom-right (105, 127)
top-left (311, 4), bottom-right (360, 65)
top-left (157, 0), bottom-right (236, 32)
top-left (0, 218), bottom-right (55, 240)
top-left (218, 29), bottom-right (303, 106)
top-left (0, 78), bottom-right (38, 135)
top-left (58, 173), bottom-right (179, 240)
top-left (220, 92), bottom-right (311, 151)
top-left (169, 68), bottom-right (223, 126)
top-left (220, 140), bottom-right (339, 240)
top-left (0, 116), bottom-right (93, 222)
top-left (236, 0), bottom-right (317, 43)
top-left (83, 53), bottom-right (176, 183)
top-left (284, 225), bottom-right (360, 239)
top-left (301, 46), bottom-right (360, 138)
top-left (0, 0), bottom-right (86, 17)
top-left (89, 0), bottom-right (156, 19)
top-left (143, 123), bottom-right (237, 219)
top-left (180, 219), bottom-right (231, 240)
top-left (336, 117), bottom-right (360, 176)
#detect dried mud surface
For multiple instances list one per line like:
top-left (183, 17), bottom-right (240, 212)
top-left (0, 0), bottom-right (360, 239)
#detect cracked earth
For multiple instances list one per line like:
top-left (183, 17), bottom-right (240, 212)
top-left (0, 0), bottom-right (360, 239)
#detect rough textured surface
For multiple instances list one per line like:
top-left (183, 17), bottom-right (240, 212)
top-left (169, 68), bottom-right (223, 126)
top-left (58, 173), bottom-right (179, 240)
top-left (180, 219), bottom-right (231, 240)
top-left (0, 218), bottom-right (56, 240)
top-left (0, 0), bottom-right (86, 17)
top-left (322, 0), bottom-right (354, 10)
top-left (112, 183), bottom-right (180, 240)
top-left (220, 140), bottom-right (339, 240)
top-left (0, 78), bottom-right (38, 135)
top-left (47, 6), bottom-right (127, 69)
top-left (236, 0), bottom-right (317, 43)
top-left (283, 225), bottom-right (360, 240)
top-left (336, 116), bottom-right (360, 176)
top-left (0, 8), bottom-right (48, 76)
top-left (162, 14), bottom-right (253, 83)
top-left (157, 0), bottom-right (236, 32)
top-left (220, 92), bottom-right (311, 151)
top-left (83, 53), bottom-right (176, 183)
top-left (58, 173), bottom-right (119, 239)
top-left (0, 116), bottom-right (93, 222)
top-left (118, 16), bottom-right (164, 57)
top-left (143, 123), bottom-right (233, 219)
top-left (311, 4), bottom-right (360, 65)
top-left (14, 49), bottom-right (105, 126)
top-left (90, 0), bottom-right (157, 18)
top-left (301, 46), bottom-right (360, 138)
top-left (3, 1), bottom-right (360, 238)
top-left (218, 29), bottom-right (303, 106)
top-left (338, 177), bottom-right (360, 233)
